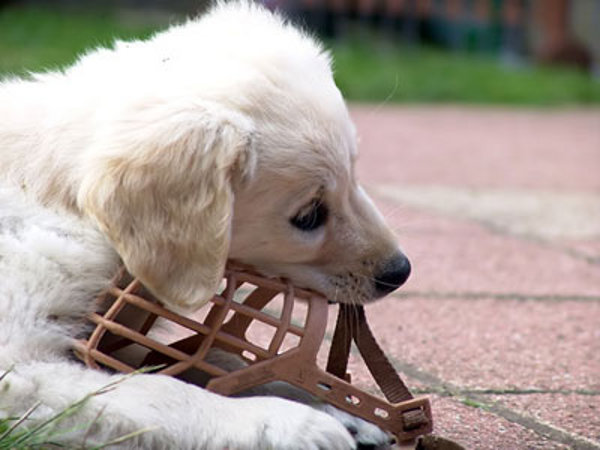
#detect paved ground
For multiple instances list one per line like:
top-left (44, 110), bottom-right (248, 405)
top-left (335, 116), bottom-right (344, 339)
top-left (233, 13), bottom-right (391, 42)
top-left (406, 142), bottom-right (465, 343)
top-left (348, 105), bottom-right (600, 449)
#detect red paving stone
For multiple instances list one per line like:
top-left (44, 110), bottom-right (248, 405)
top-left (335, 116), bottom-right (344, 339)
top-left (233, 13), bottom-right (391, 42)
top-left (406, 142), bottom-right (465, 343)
top-left (489, 394), bottom-right (600, 444)
top-left (430, 396), bottom-right (570, 450)
top-left (352, 106), bottom-right (600, 191)
top-left (365, 297), bottom-right (600, 391)
top-left (345, 106), bottom-right (600, 449)
top-left (370, 198), bottom-right (600, 297)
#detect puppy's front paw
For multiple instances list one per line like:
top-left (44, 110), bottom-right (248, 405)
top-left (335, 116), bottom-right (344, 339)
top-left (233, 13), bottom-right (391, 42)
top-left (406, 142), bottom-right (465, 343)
top-left (229, 396), bottom-right (355, 450)
top-left (317, 404), bottom-right (393, 449)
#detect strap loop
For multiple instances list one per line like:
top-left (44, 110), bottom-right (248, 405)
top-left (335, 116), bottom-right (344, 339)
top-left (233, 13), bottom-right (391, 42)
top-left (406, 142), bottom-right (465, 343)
top-left (326, 304), bottom-right (427, 429)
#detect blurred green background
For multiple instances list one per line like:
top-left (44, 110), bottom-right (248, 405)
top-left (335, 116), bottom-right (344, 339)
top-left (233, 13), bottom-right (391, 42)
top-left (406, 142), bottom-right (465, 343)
top-left (1, 0), bottom-right (599, 105)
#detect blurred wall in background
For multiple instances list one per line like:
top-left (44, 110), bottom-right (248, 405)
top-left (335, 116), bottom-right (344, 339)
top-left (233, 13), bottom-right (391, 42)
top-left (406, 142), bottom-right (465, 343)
top-left (282, 0), bottom-right (598, 72)
top-left (3, 0), bottom-right (599, 72)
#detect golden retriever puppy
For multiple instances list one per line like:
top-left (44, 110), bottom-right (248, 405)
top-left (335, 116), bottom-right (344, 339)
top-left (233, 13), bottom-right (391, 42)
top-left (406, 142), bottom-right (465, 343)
top-left (0, 2), bottom-right (409, 448)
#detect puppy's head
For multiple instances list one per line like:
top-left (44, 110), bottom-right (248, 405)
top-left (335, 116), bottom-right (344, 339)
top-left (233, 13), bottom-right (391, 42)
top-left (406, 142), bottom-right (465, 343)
top-left (216, 3), bottom-right (410, 304)
top-left (78, 2), bottom-right (408, 309)
top-left (229, 82), bottom-right (410, 304)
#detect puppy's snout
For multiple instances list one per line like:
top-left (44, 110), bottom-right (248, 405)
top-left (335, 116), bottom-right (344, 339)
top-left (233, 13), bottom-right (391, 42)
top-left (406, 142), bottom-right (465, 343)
top-left (373, 253), bottom-right (411, 295)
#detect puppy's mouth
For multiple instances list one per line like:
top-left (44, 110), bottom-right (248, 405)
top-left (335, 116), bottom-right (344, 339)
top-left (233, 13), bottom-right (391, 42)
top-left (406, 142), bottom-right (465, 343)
top-left (326, 253), bottom-right (411, 304)
top-left (233, 252), bottom-right (411, 305)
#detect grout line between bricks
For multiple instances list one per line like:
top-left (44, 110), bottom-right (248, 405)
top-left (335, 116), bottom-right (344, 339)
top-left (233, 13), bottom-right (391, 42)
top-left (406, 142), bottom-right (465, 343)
top-left (392, 291), bottom-right (600, 302)
top-left (468, 398), bottom-right (600, 450)
top-left (412, 388), bottom-right (600, 397)
top-left (389, 357), bottom-right (600, 449)
top-left (475, 218), bottom-right (600, 267)
top-left (371, 190), bottom-right (600, 267)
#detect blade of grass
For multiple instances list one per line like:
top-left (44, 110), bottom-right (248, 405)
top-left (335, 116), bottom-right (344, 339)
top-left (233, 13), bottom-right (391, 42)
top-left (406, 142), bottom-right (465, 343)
top-left (0, 401), bottom-right (41, 442)
top-left (0, 367), bottom-right (13, 384)
top-left (3, 368), bottom-right (162, 448)
top-left (90, 427), bottom-right (157, 450)
top-left (9, 393), bottom-right (96, 447)
top-left (80, 405), bottom-right (107, 448)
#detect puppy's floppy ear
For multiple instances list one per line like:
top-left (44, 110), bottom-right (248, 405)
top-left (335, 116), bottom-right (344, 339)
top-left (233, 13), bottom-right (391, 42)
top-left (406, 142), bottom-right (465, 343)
top-left (78, 103), bottom-right (255, 310)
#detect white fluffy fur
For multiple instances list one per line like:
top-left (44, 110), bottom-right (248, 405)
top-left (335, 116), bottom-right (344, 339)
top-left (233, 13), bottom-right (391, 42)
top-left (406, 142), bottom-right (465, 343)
top-left (0, 2), bottom-right (401, 448)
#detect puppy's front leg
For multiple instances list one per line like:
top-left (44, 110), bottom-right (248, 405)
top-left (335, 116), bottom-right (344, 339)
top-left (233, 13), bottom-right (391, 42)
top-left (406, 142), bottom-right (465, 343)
top-left (1, 361), bottom-right (354, 450)
top-left (202, 349), bottom-right (391, 448)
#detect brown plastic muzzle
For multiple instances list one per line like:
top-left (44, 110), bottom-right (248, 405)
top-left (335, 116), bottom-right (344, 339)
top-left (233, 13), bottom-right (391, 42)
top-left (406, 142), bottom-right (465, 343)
top-left (73, 264), bottom-right (433, 444)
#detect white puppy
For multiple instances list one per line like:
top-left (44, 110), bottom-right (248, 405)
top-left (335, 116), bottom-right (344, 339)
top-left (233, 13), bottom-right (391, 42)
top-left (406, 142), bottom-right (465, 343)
top-left (0, 2), bottom-right (410, 448)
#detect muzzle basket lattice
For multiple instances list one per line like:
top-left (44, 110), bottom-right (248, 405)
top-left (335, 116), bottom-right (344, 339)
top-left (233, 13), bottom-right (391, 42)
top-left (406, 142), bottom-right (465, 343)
top-left (74, 265), bottom-right (432, 443)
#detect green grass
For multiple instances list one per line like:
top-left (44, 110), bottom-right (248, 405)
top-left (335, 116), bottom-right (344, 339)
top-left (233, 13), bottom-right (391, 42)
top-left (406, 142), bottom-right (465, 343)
top-left (0, 369), bottom-right (152, 449)
top-left (331, 37), bottom-right (600, 105)
top-left (0, 6), bottom-right (158, 76)
top-left (1, 5), bottom-right (599, 105)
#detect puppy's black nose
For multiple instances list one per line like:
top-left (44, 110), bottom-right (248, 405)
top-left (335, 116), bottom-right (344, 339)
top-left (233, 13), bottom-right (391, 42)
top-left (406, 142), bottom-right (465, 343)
top-left (373, 253), bottom-right (411, 295)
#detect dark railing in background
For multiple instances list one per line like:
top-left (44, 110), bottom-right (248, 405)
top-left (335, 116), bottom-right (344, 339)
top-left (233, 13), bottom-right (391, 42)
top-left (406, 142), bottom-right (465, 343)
top-left (284, 0), bottom-right (525, 53)
top-left (276, 0), bottom-right (595, 71)
top-left (2, 0), bottom-right (597, 71)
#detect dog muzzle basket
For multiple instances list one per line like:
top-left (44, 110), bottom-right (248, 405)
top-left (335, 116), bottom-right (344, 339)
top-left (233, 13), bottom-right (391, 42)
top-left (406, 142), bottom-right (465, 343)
top-left (74, 264), bottom-right (433, 445)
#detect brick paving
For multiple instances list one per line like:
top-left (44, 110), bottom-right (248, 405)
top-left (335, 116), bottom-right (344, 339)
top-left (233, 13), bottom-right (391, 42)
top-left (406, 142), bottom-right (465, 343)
top-left (350, 105), bottom-right (600, 449)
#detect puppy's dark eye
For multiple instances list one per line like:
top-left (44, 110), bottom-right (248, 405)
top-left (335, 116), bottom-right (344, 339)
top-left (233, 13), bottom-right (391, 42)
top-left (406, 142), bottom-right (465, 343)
top-left (290, 200), bottom-right (328, 232)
